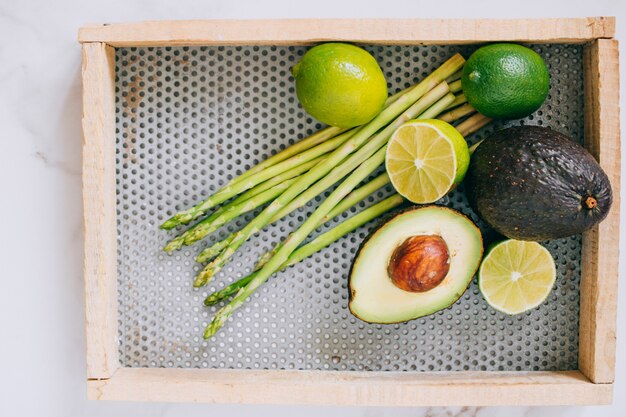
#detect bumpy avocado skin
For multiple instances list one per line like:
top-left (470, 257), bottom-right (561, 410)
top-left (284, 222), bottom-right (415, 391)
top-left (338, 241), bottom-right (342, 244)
top-left (467, 126), bottom-right (612, 241)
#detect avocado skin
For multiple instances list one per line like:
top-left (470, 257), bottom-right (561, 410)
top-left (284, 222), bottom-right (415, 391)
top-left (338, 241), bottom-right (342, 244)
top-left (467, 125), bottom-right (612, 241)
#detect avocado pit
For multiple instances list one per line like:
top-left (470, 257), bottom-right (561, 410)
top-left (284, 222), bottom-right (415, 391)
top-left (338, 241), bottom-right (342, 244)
top-left (387, 235), bottom-right (450, 293)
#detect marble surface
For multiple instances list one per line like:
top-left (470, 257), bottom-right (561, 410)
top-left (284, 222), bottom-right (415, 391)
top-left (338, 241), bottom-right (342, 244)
top-left (0, 0), bottom-right (624, 416)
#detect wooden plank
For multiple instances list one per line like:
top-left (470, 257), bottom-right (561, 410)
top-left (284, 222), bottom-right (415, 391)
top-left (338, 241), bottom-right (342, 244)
top-left (579, 39), bottom-right (621, 384)
top-left (78, 17), bottom-right (615, 47)
top-left (82, 42), bottom-right (119, 379)
top-left (88, 368), bottom-right (612, 405)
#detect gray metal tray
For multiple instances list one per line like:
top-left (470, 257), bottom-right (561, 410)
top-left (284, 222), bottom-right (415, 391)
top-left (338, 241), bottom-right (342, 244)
top-left (115, 44), bottom-right (583, 371)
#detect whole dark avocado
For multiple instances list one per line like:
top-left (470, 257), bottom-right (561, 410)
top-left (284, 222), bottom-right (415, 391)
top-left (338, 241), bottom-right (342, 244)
top-left (466, 126), bottom-right (612, 241)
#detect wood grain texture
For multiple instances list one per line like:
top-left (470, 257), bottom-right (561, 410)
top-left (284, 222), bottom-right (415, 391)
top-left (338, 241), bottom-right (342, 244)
top-left (82, 42), bottom-right (119, 379)
top-left (579, 39), bottom-right (621, 384)
top-left (87, 368), bottom-right (612, 405)
top-left (77, 17), bottom-right (615, 47)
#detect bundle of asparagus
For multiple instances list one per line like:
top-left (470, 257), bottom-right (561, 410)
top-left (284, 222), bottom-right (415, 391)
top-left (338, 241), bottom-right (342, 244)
top-left (160, 53), bottom-right (491, 338)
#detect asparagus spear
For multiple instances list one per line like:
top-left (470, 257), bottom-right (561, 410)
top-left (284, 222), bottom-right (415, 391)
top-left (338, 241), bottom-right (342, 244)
top-left (456, 113), bottom-right (492, 138)
top-left (254, 172), bottom-right (392, 270)
top-left (227, 154), bottom-right (325, 207)
top-left (204, 194), bottom-right (404, 306)
top-left (195, 70), bottom-right (461, 287)
top-left (449, 79), bottom-right (462, 94)
top-left (224, 126), bottom-right (346, 186)
top-left (443, 93), bottom-right (467, 110)
top-left (204, 146), bottom-right (389, 337)
top-left (439, 103), bottom-right (476, 123)
top-left (160, 128), bottom-right (358, 229)
top-left (196, 238), bottom-right (231, 264)
top-left (445, 69), bottom-right (463, 83)
top-left (195, 172), bottom-right (392, 265)
top-left (163, 177), bottom-right (298, 252)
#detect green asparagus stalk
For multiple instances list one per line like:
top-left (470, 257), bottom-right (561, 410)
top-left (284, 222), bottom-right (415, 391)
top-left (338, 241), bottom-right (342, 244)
top-left (196, 238), bottom-right (231, 264)
top-left (449, 79), bottom-right (462, 94)
top-left (204, 194), bottom-right (404, 306)
top-left (445, 69), bottom-right (463, 83)
top-left (204, 146), bottom-right (389, 337)
top-left (225, 126), bottom-right (347, 186)
top-left (164, 83), bottom-right (447, 252)
top-left (194, 65), bottom-right (462, 287)
top-left (252, 94), bottom-right (471, 269)
top-left (254, 172), bottom-right (392, 270)
top-left (439, 103), bottom-right (476, 123)
top-left (233, 84), bottom-right (428, 186)
top-left (227, 154), bottom-right (325, 207)
top-left (456, 113), bottom-right (492, 138)
top-left (182, 178), bottom-right (300, 246)
top-left (444, 93), bottom-right (467, 110)
top-left (196, 172), bottom-right (392, 265)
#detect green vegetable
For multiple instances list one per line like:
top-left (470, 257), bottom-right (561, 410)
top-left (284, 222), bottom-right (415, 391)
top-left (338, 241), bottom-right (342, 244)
top-left (231, 126), bottom-right (347, 186)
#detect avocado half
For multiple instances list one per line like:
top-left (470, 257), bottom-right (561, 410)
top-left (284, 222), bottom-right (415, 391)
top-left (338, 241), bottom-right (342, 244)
top-left (349, 206), bottom-right (483, 324)
top-left (466, 126), bottom-right (613, 241)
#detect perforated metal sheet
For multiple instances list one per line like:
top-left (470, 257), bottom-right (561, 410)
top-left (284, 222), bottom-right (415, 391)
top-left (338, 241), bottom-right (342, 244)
top-left (115, 44), bottom-right (583, 371)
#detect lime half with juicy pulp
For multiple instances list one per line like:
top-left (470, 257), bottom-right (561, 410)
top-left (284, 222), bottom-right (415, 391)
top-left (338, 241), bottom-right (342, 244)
top-left (479, 239), bottom-right (556, 315)
top-left (385, 119), bottom-right (469, 204)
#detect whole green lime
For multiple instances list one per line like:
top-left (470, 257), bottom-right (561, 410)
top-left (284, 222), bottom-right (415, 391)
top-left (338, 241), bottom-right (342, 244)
top-left (462, 43), bottom-right (550, 119)
top-left (292, 43), bottom-right (388, 128)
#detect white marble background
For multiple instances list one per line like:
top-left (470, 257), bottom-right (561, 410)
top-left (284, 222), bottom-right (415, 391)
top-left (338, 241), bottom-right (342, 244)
top-left (1, 0), bottom-right (625, 416)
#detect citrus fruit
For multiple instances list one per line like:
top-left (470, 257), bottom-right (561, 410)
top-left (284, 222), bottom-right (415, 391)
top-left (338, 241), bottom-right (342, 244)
top-left (292, 43), bottom-right (388, 128)
top-left (478, 239), bottom-right (556, 315)
top-left (462, 43), bottom-right (550, 119)
top-left (385, 119), bottom-right (469, 204)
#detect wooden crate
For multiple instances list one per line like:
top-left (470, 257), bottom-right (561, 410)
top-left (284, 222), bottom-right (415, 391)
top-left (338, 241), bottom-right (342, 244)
top-left (78, 17), bottom-right (620, 406)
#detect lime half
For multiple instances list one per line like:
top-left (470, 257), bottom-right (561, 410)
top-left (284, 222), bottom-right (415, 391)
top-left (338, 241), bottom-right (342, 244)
top-left (479, 239), bottom-right (556, 315)
top-left (385, 119), bottom-right (469, 204)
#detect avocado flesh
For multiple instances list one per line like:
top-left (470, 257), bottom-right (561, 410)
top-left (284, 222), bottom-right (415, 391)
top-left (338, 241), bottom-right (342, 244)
top-left (349, 206), bottom-right (483, 324)
top-left (467, 126), bottom-right (612, 241)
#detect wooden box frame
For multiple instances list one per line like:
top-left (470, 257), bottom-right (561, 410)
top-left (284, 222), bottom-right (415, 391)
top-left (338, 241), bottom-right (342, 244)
top-left (79, 17), bottom-right (620, 406)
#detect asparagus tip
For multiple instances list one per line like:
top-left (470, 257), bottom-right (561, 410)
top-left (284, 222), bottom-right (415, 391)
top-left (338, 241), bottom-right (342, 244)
top-left (163, 239), bottom-right (183, 253)
top-left (203, 296), bottom-right (219, 307)
top-left (203, 316), bottom-right (225, 339)
top-left (160, 220), bottom-right (177, 230)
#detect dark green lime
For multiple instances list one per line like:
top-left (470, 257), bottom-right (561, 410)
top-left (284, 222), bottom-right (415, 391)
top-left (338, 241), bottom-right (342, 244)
top-left (462, 43), bottom-right (550, 119)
